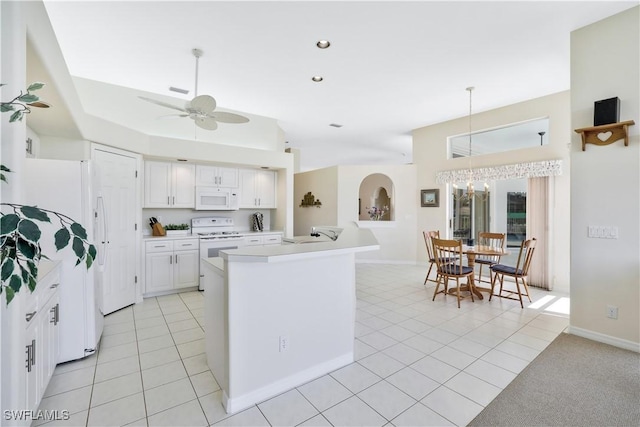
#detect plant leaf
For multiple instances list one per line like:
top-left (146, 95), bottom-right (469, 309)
top-left (54, 228), bottom-right (71, 251)
top-left (27, 260), bottom-right (38, 278)
top-left (0, 165), bottom-right (10, 172)
top-left (88, 244), bottom-right (97, 260)
top-left (20, 206), bottom-right (50, 222)
top-left (86, 255), bottom-right (93, 269)
top-left (18, 94), bottom-right (39, 103)
top-left (27, 82), bottom-right (45, 91)
top-left (70, 223), bottom-right (88, 240)
top-left (5, 287), bottom-right (15, 305)
top-left (0, 103), bottom-right (15, 112)
top-left (17, 219), bottom-right (41, 243)
top-left (72, 236), bottom-right (85, 260)
top-left (9, 111), bottom-right (22, 122)
top-left (27, 276), bottom-right (37, 292)
top-left (1, 259), bottom-right (14, 281)
top-left (0, 214), bottom-right (20, 235)
top-left (9, 274), bottom-right (22, 292)
top-left (17, 238), bottom-right (36, 259)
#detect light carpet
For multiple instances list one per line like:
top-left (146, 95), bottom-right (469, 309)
top-left (469, 332), bottom-right (640, 426)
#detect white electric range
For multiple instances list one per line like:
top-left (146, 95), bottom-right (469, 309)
top-left (192, 217), bottom-right (245, 290)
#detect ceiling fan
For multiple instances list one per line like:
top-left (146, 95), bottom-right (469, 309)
top-left (139, 48), bottom-right (249, 130)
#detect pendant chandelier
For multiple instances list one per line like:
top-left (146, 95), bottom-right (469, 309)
top-left (453, 86), bottom-right (488, 201)
top-left (466, 86), bottom-right (475, 197)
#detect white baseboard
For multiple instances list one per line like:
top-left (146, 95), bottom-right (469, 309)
top-left (223, 353), bottom-right (353, 414)
top-left (567, 326), bottom-right (640, 353)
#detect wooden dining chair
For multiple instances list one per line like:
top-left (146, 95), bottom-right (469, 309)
top-left (423, 230), bottom-right (440, 285)
top-left (489, 238), bottom-right (537, 308)
top-left (476, 232), bottom-right (506, 285)
top-left (431, 238), bottom-right (474, 308)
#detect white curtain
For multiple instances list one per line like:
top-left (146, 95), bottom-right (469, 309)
top-left (527, 176), bottom-right (550, 290)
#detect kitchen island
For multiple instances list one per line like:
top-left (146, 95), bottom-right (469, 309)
top-left (202, 225), bottom-right (379, 414)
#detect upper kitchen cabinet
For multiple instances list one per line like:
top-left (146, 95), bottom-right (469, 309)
top-left (144, 161), bottom-right (196, 208)
top-left (238, 168), bottom-right (277, 209)
top-left (195, 165), bottom-right (239, 188)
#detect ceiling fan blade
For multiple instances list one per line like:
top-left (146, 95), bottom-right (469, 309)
top-left (190, 95), bottom-right (216, 113)
top-left (211, 111), bottom-right (250, 124)
top-left (139, 96), bottom-right (187, 112)
top-left (194, 117), bottom-right (218, 130)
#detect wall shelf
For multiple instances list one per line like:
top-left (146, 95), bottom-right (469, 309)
top-left (574, 120), bottom-right (635, 151)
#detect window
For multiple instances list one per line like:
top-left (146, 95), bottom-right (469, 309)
top-left (448, 117), bottom-right (549, 159)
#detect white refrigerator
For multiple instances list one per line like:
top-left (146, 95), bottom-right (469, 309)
top-left (24, 159), bottom-right (105, 363)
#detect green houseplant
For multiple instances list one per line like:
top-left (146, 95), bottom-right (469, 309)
top-left (164, 223), bottom-right (190, 231)
top-left (1, 83), bottom-right (96, 304)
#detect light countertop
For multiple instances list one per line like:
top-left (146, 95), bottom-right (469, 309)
top-left (219, 226), bottom-right (379, 263)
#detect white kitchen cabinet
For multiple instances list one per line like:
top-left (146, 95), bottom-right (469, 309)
top-left (144, 238), bottom-right (200, 294)
top-left (243, 233), bottom-right (282, 246)
top-left (24, 263), bottom-right (61, 413)
top-left (195, 165), bottom-right (239, 188)
top-left (144, 161), bottom-right (195, 208)
top-left (238, 169), bottom-right (277, 209)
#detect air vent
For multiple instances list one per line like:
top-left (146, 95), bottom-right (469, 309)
top-left (329, 123), bottom-right (343, 128)
top-left (169, 86), bottom-right (189, 95)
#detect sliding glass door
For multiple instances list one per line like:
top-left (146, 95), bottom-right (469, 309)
top-left (450, 182), bottom-right (491, 242)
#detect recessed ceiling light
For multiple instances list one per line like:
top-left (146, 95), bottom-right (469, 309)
top-left (311, 76), bottom-right (323, 82)
top-left (316, 40), bottom-right (331, 49)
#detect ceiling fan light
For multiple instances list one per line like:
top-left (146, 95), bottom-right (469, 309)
top-left (316, 40), bottom-right (331, 49)
top-left (311, 76), bottom-right (323, 82)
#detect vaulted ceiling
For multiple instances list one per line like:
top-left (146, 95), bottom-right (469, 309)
top-left (40, 1), bottom-right (637, 171)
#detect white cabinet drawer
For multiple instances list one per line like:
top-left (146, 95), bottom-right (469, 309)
top-left (145, 241), bottom-right (174, 253)
top-left (173, 239), bottom-right (199, 251)
top-left (263, 235), bottom-right (282, 245)
top-left (244, 236), bottom-right (263, 246)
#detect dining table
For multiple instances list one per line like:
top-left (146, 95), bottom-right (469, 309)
top-left (446, 244), bottom-right (509, 300)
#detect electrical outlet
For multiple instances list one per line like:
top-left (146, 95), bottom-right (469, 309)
top-left (607, 305), bottom-right (618, 319)
top-left (279, 336), bottom-right (289, 352)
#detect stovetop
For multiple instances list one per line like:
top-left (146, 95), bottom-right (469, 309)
top-left (197, 231), bottom-right (241, 237)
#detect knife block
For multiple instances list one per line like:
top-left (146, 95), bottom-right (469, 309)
top-left (152, 222), bottom-right (166, 236)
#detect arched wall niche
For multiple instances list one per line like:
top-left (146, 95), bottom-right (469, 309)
top-left (358, 173), bottom-right (394, 221)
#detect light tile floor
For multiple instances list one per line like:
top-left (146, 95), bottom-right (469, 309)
top-left (38, 263), bottom-right (569, 426)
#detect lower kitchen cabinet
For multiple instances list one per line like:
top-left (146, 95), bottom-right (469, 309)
top-left (24, 262), bottom-right (61, 414)
top-left (243, 233), bottom-right (283, 246)
top-left (145, 238), bottom-right (199, 294)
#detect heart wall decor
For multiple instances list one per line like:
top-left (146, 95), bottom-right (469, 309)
top-left (597, 131), bottom-right (613, 142)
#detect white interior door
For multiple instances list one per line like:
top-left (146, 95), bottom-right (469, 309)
top-left (94, 149), bottom-right (138, 314)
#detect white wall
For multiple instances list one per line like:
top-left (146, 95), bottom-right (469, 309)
top-left (569, 7), bottom-right (639, 350)
top-left (293, 164), bottom-right (418, 263)
top-left (413, 91), bottom-right (572, 291)
top-left (337, 165), bottom-right (417, 263)
top-left (1, 1), bottom-right (29, 421)
top-left (293, 167), bottom-right (338, 236)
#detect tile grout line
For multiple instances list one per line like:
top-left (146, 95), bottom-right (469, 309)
top-left (132, 300), bottom-right (151, 427)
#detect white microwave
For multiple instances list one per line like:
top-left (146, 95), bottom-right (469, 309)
top-left (195, 186), bottom-right (239, 211)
